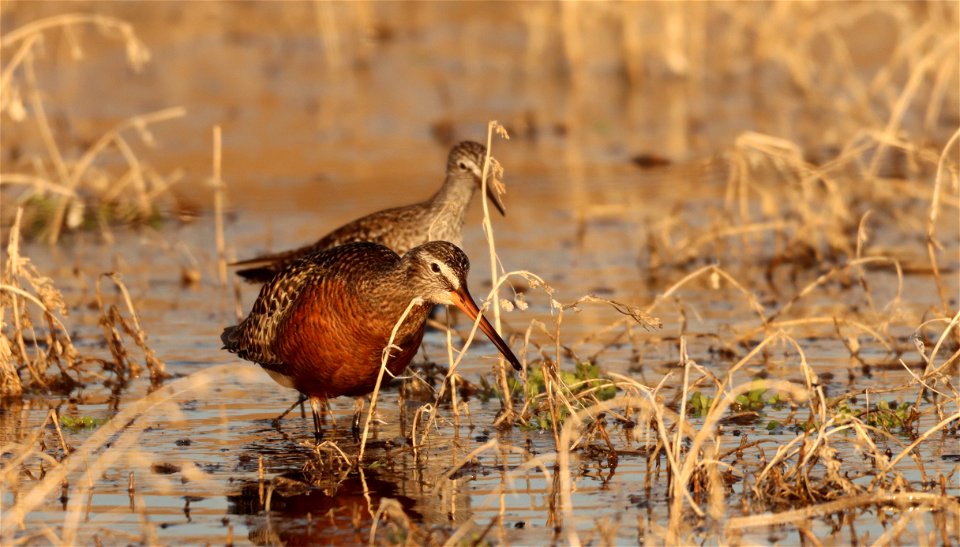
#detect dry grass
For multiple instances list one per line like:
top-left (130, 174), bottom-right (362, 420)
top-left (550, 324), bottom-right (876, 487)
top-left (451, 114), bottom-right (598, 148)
top-left (0, 14), bottom-right (187, 243)
top-left (424, 321), bottom-right (958, 545)
top-left (1, 207), bottom-right (80, 397)
top-left (365, 105), bottom-right (955, 545)
top-left (0, 208), bottom-right (166, 397)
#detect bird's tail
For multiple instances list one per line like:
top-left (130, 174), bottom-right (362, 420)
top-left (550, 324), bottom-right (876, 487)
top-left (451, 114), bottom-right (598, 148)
top-left (231, 247), bottom-right (308, 283)
top-left (221, 325), bottom-right (241, 352)
top-left (235, 264), bottom-right (281, 284)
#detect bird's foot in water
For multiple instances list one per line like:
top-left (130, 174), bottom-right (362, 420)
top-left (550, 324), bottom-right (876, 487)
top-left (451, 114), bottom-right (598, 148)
top-left (351, 414), bottom-right (361, 441)
top-left (351, 397), bottom-right (365, 441)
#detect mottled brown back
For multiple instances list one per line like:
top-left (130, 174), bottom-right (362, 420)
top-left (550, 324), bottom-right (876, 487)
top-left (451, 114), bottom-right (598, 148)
top-left (222, 242), bottom-right (432, 398)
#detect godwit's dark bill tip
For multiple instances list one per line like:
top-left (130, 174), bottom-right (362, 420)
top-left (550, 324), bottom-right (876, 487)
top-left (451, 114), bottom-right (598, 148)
top-left (490, 336), bottom-right (521, 372)
top-left (450, 288), bottom-right (522, 372)
top-left (486, 185), bottom-right (507, 217)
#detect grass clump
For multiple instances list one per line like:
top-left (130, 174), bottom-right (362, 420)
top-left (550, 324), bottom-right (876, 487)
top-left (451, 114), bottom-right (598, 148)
top-left (0, 209), bottom-right (166, 398)
top-left (0, 210), bottom-right (80, 397)
top-left (512, 361), bottom-right (618, 431)
top-left (511, 361), bottom-right (617, 403)
top-left (1, 14), bottom-right (187, 243)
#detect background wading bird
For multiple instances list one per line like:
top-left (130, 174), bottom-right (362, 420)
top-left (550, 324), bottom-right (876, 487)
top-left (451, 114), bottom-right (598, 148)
top-left (232, 141), bottom-right (507, 283)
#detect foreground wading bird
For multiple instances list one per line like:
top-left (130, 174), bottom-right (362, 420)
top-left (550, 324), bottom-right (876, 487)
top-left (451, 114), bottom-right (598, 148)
top-left (232, 141), bottom-right (506, 283)
top-left (221, 241), bottom-right (521, 441)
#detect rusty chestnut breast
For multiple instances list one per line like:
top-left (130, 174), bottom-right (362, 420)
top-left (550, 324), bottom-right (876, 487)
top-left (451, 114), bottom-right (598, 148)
top-left (232, 141), bottom-right (506, 283)
top-left (222, 241), bottom-right (520, 401)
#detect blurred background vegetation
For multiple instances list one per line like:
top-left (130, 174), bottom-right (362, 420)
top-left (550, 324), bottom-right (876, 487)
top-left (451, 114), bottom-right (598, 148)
top-left (1, 1), bottom-right (956, 242)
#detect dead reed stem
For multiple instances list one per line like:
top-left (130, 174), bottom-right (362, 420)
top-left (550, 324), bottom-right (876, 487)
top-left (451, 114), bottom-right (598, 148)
top-left (667, 380), bottom-right (811, 541)
top-left (1, 208), bottom-right (82, 392)
top-left (769, 256), bottom-right (906, 322)
top-left (927, 128), bottom-right (960, 316)
top-left (479, 120), bottom-right (512, 419)
top-left (425, 270), bottom-right (545, 443)
top-left (724, 492), bottom-right (960, 532)
top-left (0, 13), bottom-right (148, 53)
top-left (1, 13), bottom-right (187, 242)
top-left (556, 395), bottom-right (663, 547)
top-left (94, 273), bottom-right (166, 384)
top-left (879, 411), bottom-right (960, 475)
top-left (368, 498), bottom-right (414, 545)
top-left (212, 125), bottom-right (227, 286)
top-left (922, 310), bottom-right (960, 381)
top-left (444, 314), bottom-right (459, 428)
top-left (437, 441), bottom-right (554, 545)
top-left (44, 107), bottom-right (185, 244)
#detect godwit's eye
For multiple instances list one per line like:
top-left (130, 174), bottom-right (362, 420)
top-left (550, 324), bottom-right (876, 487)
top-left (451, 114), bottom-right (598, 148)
top-left (430, 263), bottom-right (441, 274)
top-left (457, 161), bottom-right (469, 171)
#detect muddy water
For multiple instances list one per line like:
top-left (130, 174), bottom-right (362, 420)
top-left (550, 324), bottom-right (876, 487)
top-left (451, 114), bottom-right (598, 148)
top-left (3, 2), bottom-right (959, 546)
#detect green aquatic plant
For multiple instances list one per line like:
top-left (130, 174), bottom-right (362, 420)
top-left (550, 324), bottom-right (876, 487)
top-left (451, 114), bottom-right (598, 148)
top-left (866, 400), bottom-right (914, 432)
top-left (497, 361), bottom-right (619, 430)
top-left (688, 391), bottom-right (714, 418)
top-left (830, 399), bottom-right (915, 433)
top-left (517, 361), bottom-right (616, 400)
top-left (732, 386), bottom-right (768, 412)
top-left (689, 386), bottom-right (788, 419)
top-left (59, 415), bottom-right (108, 431)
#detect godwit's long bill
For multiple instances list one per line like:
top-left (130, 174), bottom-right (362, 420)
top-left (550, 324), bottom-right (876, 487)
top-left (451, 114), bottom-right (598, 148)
top-left (445, 284), bottom-right (517, 367)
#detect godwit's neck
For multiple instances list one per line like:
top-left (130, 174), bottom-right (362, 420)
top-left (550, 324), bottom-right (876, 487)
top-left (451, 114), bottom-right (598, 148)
top-left (366, 263), bottom-right (431, 338)
top-left (429, 173), bottom-right (477, 221)
top-left (365, 259), bottom-right (423, 308)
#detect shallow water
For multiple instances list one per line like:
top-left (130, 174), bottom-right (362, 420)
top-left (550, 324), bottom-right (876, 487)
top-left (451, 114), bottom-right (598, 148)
top-left (3, 2), bottom-right (959, 545)
top-left (5, 199), bottom-right (956, 545)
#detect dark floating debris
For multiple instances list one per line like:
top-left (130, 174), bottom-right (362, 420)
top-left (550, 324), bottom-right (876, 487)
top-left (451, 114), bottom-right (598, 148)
top-left (151, 462), bottom-right (181, 475)
top-left (630, 153), bottom-right (672, 169)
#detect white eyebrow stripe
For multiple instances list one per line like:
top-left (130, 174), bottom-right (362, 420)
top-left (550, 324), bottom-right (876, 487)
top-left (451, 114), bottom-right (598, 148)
top-left (469, 162), bottom-right (483, 179)
top-left (432, 255), bottom-right (460, 290)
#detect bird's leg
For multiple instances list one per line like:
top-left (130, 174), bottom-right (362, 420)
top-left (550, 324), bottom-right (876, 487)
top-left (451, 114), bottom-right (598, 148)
top-left (309, 397), bottom-right (324, 443)
top-left (273, 393), bottom-right (307, 429)
top-left (323, 399), bottom-right (335, 424)
top-left (352, 397), bottom-right (365, 440)
top-left (399, 380), bottom-right (407, 440)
